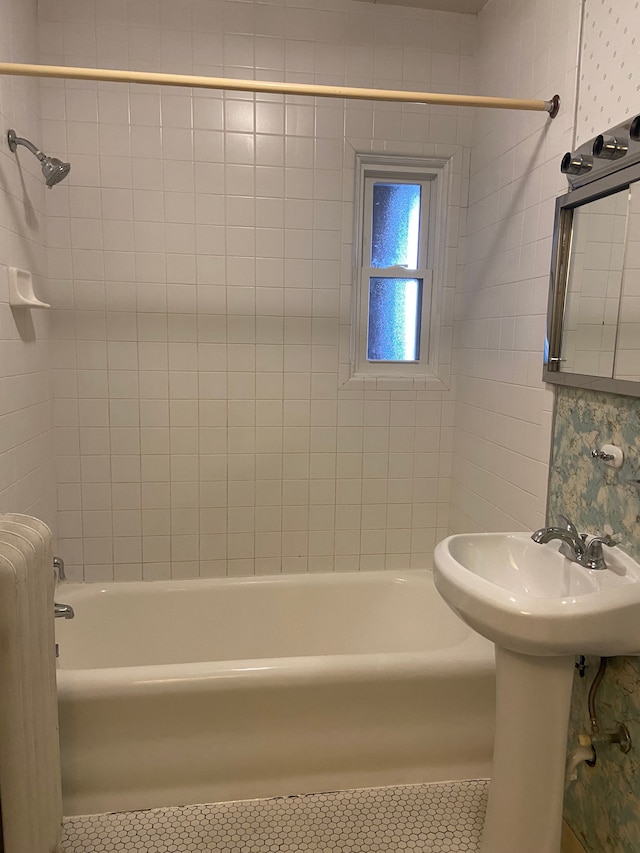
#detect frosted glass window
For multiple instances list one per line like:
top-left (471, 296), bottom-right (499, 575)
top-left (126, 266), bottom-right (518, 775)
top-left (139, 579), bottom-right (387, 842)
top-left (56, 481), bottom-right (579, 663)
top-left (353, 155), bottom-right (446, 381)
top-left (367, 278), bottom-right (423, 361)
top-left (371, 183), bottom-right (421, 268)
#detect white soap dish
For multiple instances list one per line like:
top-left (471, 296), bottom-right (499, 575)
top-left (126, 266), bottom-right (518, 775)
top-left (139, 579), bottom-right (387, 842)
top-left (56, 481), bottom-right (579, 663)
top-left (9, 267), bottom-right (50, 308)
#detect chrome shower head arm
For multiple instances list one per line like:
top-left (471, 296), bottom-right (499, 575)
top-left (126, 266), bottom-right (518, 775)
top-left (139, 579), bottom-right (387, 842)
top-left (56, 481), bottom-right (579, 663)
top-left (7, 128), bottom-right (70, 187)
top-left (7, 129), bottom-right (46, 161)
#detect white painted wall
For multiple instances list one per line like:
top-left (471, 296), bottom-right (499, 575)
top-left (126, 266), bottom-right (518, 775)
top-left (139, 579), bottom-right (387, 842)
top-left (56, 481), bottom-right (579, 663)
top-left (0, 0), bottom-right (57, 530)
top-left (449, 0), bottom-right (582, 534)
top-left (38, 0), bottom-right (476, 581)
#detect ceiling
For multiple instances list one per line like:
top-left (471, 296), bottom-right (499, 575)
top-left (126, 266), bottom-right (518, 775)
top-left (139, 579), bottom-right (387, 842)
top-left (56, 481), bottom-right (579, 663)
top-left (353, 0), bottom-right (487, 13)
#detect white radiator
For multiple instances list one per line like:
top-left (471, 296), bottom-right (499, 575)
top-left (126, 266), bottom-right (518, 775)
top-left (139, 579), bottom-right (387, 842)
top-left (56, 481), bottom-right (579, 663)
top-left (0, 514), bottom-right (63, 853)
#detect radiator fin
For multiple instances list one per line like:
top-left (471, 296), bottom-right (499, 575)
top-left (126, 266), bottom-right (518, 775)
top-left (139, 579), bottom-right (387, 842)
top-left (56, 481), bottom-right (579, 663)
top-left (0, 514), bottom-right (63, 853)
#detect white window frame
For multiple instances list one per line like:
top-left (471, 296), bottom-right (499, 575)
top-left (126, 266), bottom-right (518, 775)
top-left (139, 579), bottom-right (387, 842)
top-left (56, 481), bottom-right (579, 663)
top-left (351, 154), bottom-right (451, 385)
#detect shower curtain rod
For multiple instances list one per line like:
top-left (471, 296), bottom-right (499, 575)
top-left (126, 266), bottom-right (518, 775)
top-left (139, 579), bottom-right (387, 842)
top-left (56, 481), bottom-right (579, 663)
top-left (0, 62), bottom-right (560, 117)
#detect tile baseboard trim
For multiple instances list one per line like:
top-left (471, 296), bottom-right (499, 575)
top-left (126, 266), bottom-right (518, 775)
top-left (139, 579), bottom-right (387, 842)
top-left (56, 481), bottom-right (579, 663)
top-left (562, 820), bottom-right (587, 853)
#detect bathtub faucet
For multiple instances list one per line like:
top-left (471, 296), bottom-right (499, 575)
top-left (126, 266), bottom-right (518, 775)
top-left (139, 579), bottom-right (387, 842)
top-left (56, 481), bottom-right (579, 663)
top-left (531, 515), bottom-right (616, 571)
top-left (53, 555), bottom-right (66, 583)
top-left (54, 602), bottom-right (74, 619)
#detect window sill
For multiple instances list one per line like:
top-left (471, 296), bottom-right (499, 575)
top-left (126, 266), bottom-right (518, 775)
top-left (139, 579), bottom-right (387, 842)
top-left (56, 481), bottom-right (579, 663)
top-left (340, 373), bottom-right (450, 392)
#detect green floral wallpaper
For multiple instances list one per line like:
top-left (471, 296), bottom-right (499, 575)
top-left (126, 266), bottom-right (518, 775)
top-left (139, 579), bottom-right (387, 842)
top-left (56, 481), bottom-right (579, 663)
top-left (549, 386), bottom-right (640, 853)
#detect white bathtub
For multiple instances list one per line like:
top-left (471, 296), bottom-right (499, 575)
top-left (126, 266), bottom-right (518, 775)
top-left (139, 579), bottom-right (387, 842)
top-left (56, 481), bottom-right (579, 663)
top-left (55, 570), bottom-right (495, 817)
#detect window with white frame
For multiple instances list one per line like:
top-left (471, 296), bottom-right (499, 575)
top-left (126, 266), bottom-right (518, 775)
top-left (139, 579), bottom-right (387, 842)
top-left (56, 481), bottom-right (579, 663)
top-left (352, 155), bottom-right (449, 383)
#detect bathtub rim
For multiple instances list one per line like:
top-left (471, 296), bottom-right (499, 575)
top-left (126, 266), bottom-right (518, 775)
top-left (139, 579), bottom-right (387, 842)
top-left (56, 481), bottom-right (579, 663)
top-left (55, 568), bottom-right (495, 698)
top-left (57, 637), bottom-right (495, 698)
top-left (56, 567), bottom-right (441, 598)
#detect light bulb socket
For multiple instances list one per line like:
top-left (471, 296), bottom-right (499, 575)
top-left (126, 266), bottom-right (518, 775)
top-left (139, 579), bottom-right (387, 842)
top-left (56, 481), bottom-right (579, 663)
top-left (592, 134), bottom-right (628, 160)
top-left (561, 152), bottom-right (593, 176)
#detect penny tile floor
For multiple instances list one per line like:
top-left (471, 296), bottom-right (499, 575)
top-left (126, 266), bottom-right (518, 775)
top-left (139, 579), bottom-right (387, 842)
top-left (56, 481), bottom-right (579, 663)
top-left (62, 780), bottom-right (488, 852)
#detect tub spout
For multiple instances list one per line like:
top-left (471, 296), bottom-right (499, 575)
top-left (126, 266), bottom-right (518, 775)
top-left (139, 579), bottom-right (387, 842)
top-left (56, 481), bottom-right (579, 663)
top-left (54, 602), bottom-right (74, 619)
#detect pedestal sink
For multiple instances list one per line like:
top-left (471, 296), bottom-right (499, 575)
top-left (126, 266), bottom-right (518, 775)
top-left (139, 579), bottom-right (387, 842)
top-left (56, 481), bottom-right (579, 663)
top-left (433, 532), bottom-right (640, 853)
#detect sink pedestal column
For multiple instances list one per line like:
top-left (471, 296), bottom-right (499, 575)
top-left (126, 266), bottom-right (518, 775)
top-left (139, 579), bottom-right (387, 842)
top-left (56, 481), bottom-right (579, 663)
top-left (480, 648), bottom-right (575, 853)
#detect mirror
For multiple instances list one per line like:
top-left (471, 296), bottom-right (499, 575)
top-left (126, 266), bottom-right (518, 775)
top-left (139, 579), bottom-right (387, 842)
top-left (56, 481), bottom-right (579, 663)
top-left (617, 190), bottom-right (640, 381)
top-left (545, 122), bottom-right (640, 397)
top-left (561, 187), bottom-right (631, 378)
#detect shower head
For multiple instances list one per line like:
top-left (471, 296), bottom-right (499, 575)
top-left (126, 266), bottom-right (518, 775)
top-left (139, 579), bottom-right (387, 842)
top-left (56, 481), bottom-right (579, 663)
top-left (41, 156), bottom-right (71, 187)
top-left (7, 129), bottom-right (71, 188)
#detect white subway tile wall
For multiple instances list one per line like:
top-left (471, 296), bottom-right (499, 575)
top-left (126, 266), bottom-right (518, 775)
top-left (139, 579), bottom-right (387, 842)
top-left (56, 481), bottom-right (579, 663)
top-left (450, 0), bottom-right (581, 535)
top-left (0, 0), bottom-right (57, 530)
top-left (38, 0), bottom-right (475, 581)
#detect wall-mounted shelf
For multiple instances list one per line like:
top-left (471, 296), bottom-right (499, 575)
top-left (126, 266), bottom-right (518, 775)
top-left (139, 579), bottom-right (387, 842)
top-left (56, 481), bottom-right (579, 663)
top-left (8, 267), bottom-right (50, 308)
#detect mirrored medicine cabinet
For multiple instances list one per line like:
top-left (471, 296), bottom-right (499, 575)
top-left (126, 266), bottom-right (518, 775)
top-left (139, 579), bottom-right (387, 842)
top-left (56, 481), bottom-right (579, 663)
top-left (545, 114), bottom-right (640, 397)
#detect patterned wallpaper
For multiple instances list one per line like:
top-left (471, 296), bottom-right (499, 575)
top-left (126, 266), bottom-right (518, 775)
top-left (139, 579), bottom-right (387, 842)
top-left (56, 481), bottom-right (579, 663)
top-left (549, 386), bottom-right (640, 853)
top-left (577, 0), bottom-right (640, 145)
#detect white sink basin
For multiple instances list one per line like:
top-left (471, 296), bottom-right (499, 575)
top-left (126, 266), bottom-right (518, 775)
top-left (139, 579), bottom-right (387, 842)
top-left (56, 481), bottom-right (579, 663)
top-left (434, 532), bottom-right (640, 657)
top-left (434, 531), bottom-right (640, 853)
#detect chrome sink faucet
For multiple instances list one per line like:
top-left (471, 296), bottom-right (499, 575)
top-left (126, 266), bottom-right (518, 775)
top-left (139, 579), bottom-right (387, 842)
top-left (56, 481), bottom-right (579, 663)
top-left (531, 515), bottom-right (616, 570)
